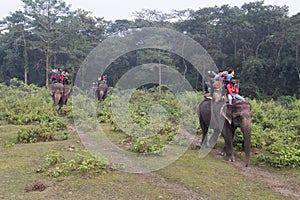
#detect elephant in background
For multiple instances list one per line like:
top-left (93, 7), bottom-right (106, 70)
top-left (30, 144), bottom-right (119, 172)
top-left (197, 99), bottom-right (252, 167)
top-left (96, 82), bottom-right (108, 102)
top-left (51, 83), bottom-right (71, 109)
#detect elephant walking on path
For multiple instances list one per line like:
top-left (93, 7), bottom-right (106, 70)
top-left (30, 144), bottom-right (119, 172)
top-left (51, 82), bottom-right (71, 109)
top-left (96, 82), bottom-right (108, 102)
top-left (197, 99), bottom-right (252, 167)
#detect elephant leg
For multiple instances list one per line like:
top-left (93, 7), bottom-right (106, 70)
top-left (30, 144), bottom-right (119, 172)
top-left (53, 91), bottom-right (63, 112)
top-left (54, 93), bottom-right (61, 106)
top-left (207, 129), bottom-right (220, 148)
top-left (218, 146), bottom-right (226, 156)
top-left (99, 90), bottom-right (104, 101)
top-left (223, 126), bottom-right (235, 162)
top-left (103, 90), bottom-right (108, 100)
top-left (62, 88), bottom-right (71, 105)
top-left (200, 121), bottom-right (208, 146)
top-left (95, 89), bottom-right (100, 100)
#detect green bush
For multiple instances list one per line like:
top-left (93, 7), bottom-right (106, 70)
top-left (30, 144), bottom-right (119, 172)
top-left (2, 82), bottom-right (299, 168)
top-left (17, 125), bottom-right (68, 143)
top-left (249, 99), bottom-right (300, 168)
top-left (132, 134), bottom-right (164, 153)
top-left (37, 151), bottom-right (111, 177)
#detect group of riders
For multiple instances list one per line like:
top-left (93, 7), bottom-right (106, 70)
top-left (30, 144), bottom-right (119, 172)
top-left (89, 75), bottom-right (109, 101)
top-left (205, 69), bottom-right (245, 104)
top-left (49, 68), bottom-right (70, 96)
top-left (49, 67), bottom-right (245, 105)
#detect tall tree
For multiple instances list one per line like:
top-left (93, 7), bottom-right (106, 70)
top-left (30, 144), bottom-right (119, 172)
top-left (0, 11), bottom-right (31, 84)
top-left (286, 13), bottom-right (300, 80)
top-left (22, 0), bottom-right (71, 86)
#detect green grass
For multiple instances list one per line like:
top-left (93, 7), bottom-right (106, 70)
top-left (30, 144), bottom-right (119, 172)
top-left (159, 150), bottom-right (290, 200)
top-left (1, 123), bottom-right (299, 199)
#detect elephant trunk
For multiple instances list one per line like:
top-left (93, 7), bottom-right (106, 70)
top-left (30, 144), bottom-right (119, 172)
top-left (241, 118), bottom-right (251, 167)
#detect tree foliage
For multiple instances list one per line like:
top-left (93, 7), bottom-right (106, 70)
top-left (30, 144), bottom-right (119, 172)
top-left (0, 0), bottom-right (299, 98)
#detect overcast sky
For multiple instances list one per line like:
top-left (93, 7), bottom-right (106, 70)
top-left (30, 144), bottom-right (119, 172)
top-left (0, 0), bottom-right (299, 21)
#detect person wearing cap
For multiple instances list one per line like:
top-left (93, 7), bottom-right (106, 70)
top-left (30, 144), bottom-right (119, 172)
top-left (226, 78), bottom-right (244, 104)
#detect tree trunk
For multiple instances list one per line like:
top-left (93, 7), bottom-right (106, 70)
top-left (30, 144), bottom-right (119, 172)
top-left (195, 72), bottom-right (199, 91)
top-left (22, 31), bottom-right (28, 85)
top-left (296, 44), bottom-right (300, 80)
top-left (158, 65), bottom-right (162, 94)
top-left (45, 48), bottom-right (50, 87)
top-left (255, 40), bottom-right (264, 59)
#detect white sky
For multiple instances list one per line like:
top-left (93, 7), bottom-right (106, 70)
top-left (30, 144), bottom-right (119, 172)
top-left (0, 0), bottom-right (299, 21)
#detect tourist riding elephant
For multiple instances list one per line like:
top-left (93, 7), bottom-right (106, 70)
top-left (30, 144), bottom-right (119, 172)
top-left (197, 99), bottom-right (252, 167)
top-left (96, 82), bottom-right (108, 102)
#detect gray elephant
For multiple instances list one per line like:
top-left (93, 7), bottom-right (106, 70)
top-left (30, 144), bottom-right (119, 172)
top-left (96, 82), bottom-right (108, 102)
top-left (197, 99), bottom-right (252, 167)
top-left (51, 83), bottom-right (71, 109)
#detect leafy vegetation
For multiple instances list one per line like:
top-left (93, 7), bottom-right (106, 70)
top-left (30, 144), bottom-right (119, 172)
top-left (36, 151), bottom-right (111, 177)
top-left (0, 82), bottom-right (69, 143)
top-left (85, 86), bottom-right (300, 168)
top-left (234, 98), bottom-right (300, 168)
top-left (1, 82), bottom-right (299, 168)
top-left (0, 83), bottom-right (299, 199)
top-left (0, 0), bottom-right (299, 99)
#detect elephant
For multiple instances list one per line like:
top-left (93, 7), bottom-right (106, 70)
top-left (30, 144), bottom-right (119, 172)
top-left (51, 83), bottom-right (71, 109)
top-left (197, 99), bottom-right (252, 167)
top-left (62, 84), bottom-right (71, 105)
top-left (96, 82), bottom-right (108, 102)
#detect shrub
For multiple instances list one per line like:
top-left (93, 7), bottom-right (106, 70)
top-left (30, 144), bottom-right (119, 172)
top-left (37, 151), bottom-right (111, 177)
top-left (132, 134), bottom-right (164, 153)
top-left (17, 125), bottom-right (68, 143)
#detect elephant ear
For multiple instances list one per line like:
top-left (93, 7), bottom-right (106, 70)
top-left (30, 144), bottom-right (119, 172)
top-left (220, 104), bottom-right (232, 124)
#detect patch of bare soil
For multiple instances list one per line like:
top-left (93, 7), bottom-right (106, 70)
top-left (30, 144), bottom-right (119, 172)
top-left (140, 173), bottom-right (207, 200)
top-left (211, 149), bottom-right (300, 199)
top-left (25, 180), bottom-right (48, 192)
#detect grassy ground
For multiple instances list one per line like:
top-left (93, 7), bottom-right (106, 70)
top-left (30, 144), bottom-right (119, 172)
top-left (0, 123), bottom-right (299, 200)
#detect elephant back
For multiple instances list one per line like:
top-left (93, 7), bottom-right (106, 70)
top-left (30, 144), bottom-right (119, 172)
top-left (98, 83), bottom-right (108, 91)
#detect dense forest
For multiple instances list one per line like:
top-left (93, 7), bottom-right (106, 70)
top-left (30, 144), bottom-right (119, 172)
top-left (0, 0), bottom-right (299, 99)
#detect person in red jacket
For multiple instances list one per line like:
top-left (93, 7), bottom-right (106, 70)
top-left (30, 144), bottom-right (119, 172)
top-left (226, 78), bottom-right (245, 104)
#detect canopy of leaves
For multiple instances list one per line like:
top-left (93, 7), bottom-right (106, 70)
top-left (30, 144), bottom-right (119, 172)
top-left (0, 0), bottom-right (299, 99)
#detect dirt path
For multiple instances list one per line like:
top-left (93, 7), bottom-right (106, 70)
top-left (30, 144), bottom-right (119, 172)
top-left (140, 173), bottom-right (207, 200)
top-left (212, 149), bottom-right (300, 199)
top-left (141, 151), bottom-right (300, 200)
top-left (234, 162), bottom-right (300, 199)
top-left (68, 124), bottom-right (300, 199)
